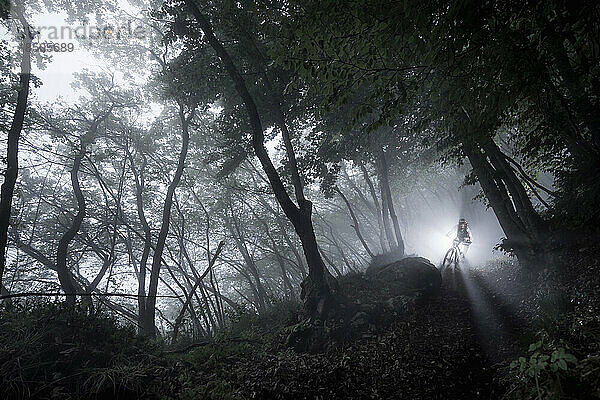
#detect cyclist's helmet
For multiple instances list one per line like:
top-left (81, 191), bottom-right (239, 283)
top-left (459, 218), bottom-right (467, 227)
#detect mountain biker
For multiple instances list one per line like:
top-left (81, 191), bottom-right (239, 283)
top-left (457, 218), bottom-right (472, 243)
top-left (447, 218), bottom-right (472, 257)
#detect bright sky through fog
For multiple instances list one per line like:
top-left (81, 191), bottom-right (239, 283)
top-left (2, 1), bottom-right (147, 104)
top-left (1, 12), bottom-right (99, 102)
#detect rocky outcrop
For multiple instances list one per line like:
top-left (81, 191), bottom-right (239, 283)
top-left (366, 256), bottom-right (442, 296)
top-left (286, 257), bottom-right (441, 353)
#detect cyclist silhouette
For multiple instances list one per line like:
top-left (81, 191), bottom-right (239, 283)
top-left (447, 218), bottom-right (472, 257)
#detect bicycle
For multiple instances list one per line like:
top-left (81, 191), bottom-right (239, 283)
top-left (441, 239), bottom-right (469, 271)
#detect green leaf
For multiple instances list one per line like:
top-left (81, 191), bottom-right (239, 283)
top-left (528, 341), bottom-right (541, 352)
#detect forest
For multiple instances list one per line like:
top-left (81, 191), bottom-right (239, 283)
top-left (0, 0), bottom-right (599, 398)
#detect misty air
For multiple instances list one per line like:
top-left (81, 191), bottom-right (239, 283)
top-left (0, 1), bottom-right (598, 399)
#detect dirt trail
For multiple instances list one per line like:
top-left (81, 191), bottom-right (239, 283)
top-left (222, 263), bottom-right (521, 399)
top-left (442, 262), bottom-right (528, 365)
top-left (183, 261), bottom-right (529, 399)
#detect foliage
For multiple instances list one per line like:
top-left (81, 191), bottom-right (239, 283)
top-left (509, 339), bottom-right (577, 400)
top-left (173, 270), bottom-right (500, 399)
top-left (269, 0), bottom-right (600, 229)
top-left (0, 253), bottom-right (599, 399)
top-left (0, 301), bottom-right (170, 399)
top-left (499, 245), bottom-right (600, 400)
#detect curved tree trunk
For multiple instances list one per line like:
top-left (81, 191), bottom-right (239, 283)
top-left (483, 140), bottom-right (547, 236)
top-left (127, 149), bottom-right (152, 331)
top-left (377, 149), bottom-right (404, 254)
top-left (379, 149), bottom-right (405, 255)
top-left (252, 202), bottom-right (297, 300)
top-left (359, 162), bottom-right (388, 253)
top-left (463, 141), bottom-right (547, 268)
top-left (335, 187), bottom-right (375, 258)
top-left (379, 184), bottom-right (396, 250)
top-left (225, 213), bottom-right (268, 313)
top-left (55, 143), bottom-right (86, 306)
top-left (186, 2), bottom-right (333, 318)
top-left (259, 197), bottom-right (308, 277)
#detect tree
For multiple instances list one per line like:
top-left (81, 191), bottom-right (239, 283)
top-left (270, 0), bottom-right (599, 267)
top-left (139, 103), bottom-right (194, 336)
top-left (0, 4), bottom-right (33, 289)
top-left (181, 1), bottom-right (335, 317)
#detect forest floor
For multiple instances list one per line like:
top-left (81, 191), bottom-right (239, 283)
top-left (168, 256), bottom-right (573, 400)
top-left (1, 250), bottom-right (599, 399)
top-left (164, 252), bottom-right (600, 400)
top-left (190, 259), bottom-right (528, 400)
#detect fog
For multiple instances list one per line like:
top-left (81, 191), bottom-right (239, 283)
top-left (1, 1), bottom-right (598, 398)
top-left (387, 169), bottom-right (506, 268)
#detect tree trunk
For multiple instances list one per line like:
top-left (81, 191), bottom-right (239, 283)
top-left (225, 214), bottom-right (268, 313)
top-left (186, 3), bottom-right (333, 318)
top-left (141, 105), bottom-right (191, 337)
top-left (342, 165), bottom-right (376, 216)
top-left (335, 187), bottom-right (375, 258)
top-left (0, 9), bottom-right (32, 289)
top-left (84, 156), bottom-right (127, 299)
top-left (173, 241), bottom-right (223, 342)
top-left (483, 140), bottom-right (546, 236)
top-left (296, 205), bottom-right (333, 315)
top-left (55, 142), bottom-right (86, 306)
top-left (358, 162), bottom-right (388, 253)
top-left (463, 141), bottom-right (546, 268)
top-left (377, 149), bottom-right (404, 254)
top-left (259, 197), bottom-right (308, 277)
top-left (378, 149), bottom-right (405, 255)
top-left (252, 203), bottom-right (297, 300)
top-left (320, 248), bottom-right (343, 277)
top-left (379, 183), bottom-right (396, 251)
top-left (274, 248), bottom-right (296, 300)
top-left (127, 149), bottom-right (152, 331)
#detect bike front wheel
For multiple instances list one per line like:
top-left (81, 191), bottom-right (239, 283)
top-left (442, 247), bottom-right (457, 271)
top-left (453, 249), bottom-right (460, 270)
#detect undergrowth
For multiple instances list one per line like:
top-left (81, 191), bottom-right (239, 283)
top-left (502, 244), bottom-right (600, 399)
top-left (1, 250), bottom-right (599, 399)
top-left (0, 301), bottom-right (170, 399)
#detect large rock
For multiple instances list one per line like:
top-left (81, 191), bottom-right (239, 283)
top-left (366, 256), bottom-right (442, 296)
